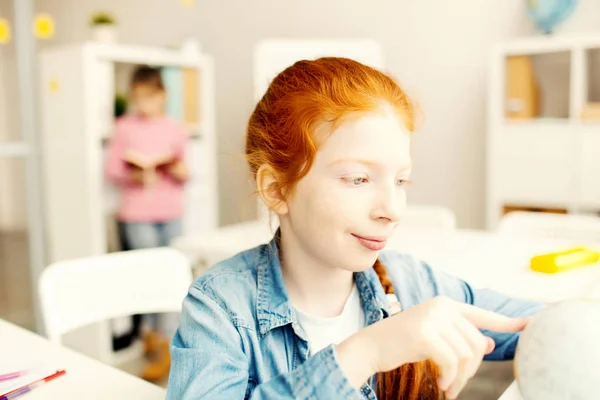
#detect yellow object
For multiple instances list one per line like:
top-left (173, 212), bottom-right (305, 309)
top-left (48, 78), bottom-right (60, 94)
top-left (581, 102), bottom-right (600, 120)
top-left (180, 0), bottom-right (196, 6)
top-left (0, 18), bottom-right (10, 44)
top-left (505, 56), bottom-right (540, 120)
top-left (530, 247), bottom-right (600, 274)
top-left (34, 14), bottom-right (55, 40)
top-left (183, 68), bottom-right (199, 125)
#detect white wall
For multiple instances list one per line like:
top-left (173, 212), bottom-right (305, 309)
top-left (0, 0), bottom-right (26, 232)
top-left (26, 0), bottom-right (597, 228)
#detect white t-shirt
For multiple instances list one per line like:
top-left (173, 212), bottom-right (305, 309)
top-left (295, 284), bottom-right (366, 355)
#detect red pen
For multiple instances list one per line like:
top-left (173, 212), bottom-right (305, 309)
top-left (0, 370), bottom-right (66, 400)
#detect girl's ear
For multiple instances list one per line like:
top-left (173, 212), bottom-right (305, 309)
top-left (256, 164), bottom-right (289, 216)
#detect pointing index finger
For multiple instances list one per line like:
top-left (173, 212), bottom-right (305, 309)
top-left (457, 303), bottom-right (529, 333)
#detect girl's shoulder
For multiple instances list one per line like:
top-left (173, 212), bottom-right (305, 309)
top-left (160, 116), bottom-right (186, 132)
top-left (192, 245), bottom-right (263, 295)
top-left (187, 244), bottom-right (269, 326)
top-left (114, 114), bottom-right (137, 129)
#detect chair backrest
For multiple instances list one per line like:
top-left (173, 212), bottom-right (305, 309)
top-left (497, 211), bottom-right (600, 242)
top-left (39, 247), bottom-right (192, 343)
top-left (398, 204), bottom-right (457, 233)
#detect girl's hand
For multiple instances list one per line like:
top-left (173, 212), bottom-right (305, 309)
top-left (166, 160), bottom-right (188, 182)
top-left (129, 168), bottom-right (157, 187)
top-left (124, 149), bottom-right (152, 169)
top-left (129, 168), bottom-right (145, 185)
top-left (337, 296), bottom-right (529, 399)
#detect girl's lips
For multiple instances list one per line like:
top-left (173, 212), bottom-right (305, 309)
top-left (352, 234), bottom-right (387, 251)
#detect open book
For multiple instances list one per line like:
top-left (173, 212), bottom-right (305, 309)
top-left (123, 150), bottom-right (179, 171)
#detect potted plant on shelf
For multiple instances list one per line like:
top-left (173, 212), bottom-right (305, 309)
top-left (114, 93), bottom-right (128, 118)
top-left (90, 12), bottom-right (117, 44)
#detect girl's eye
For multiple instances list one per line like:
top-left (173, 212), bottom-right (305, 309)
top-left (397, 178), bottom-right (412, 187)
top-left (342, 176), bottom-right (369, 186)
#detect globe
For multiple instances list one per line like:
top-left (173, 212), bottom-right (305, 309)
top-left (515, 299), bottom-right (600, 399)
top-left (526, 0), bottom-right (578, 34)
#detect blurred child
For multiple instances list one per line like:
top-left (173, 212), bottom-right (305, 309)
top-left (105, 65), bottom-right (189, 382)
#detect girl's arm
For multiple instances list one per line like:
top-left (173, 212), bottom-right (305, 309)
top-left (167, 285), bottom-right (365, 400)
top-left (105, 124), bottom-right (134, 185)
top-left (166, 125), bottom-right (190, 183)
top-left (380, 252), bottom-right (543, 360)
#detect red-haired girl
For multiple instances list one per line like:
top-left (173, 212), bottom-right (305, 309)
top-left (167, 58), bottom-right (540, 400)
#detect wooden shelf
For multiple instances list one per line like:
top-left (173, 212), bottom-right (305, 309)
top-left (487, 35), bottom-right (600, 228)
top-left (88, 42), bottom-right (201, 68)
top-left (503, 118), bottom-right (571, 126)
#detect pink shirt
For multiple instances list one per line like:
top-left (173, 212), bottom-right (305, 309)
top-left (105, 114), bottom-right (188, 222)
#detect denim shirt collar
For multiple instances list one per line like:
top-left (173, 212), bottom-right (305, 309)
top-left (256, 231), bottom-right (392, 337)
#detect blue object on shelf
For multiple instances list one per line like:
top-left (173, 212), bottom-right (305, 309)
top-left (161, 66), bottom-right (184, 121)
top-left (526, 0), bottom-right (578, 34)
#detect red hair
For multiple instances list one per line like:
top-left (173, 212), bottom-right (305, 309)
top-left (246, 57), bottom-right (442, 400)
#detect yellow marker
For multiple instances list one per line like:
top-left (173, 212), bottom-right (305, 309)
top-left (530, 247), bottom-right (600, 274)
top-left (0, 18), bottom-right (10, 44)
top-left (34, 14), bottom-right (55, 40)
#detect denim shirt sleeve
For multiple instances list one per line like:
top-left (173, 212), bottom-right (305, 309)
top-left (167, 285), bottom-right (364, 400)
top-left (382, 252), bottom-right (544, 361)
top-left (250, 346), bottom-right (364, 400)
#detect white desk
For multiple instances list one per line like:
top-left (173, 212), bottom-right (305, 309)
top-left (0, 320), bottom-right (166, 399)
top-left (386, 229), bottom-right (600, 304)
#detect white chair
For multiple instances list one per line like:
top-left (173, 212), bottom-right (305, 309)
top-left (38, 247), bottom-right (192, 346)
top-left (497, 211), bottom-right (600, 242)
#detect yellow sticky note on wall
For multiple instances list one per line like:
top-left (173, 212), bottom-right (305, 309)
top-left (49, 79), bottom-right (60, 94)
top-left (34, 14), bottom-right (55, 40)
top-left (0, 18), bottom-right (11, 44)
top-left (180, 0), bottom-right (196, 6)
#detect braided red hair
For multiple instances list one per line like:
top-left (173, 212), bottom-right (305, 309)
top-left (373, 259), bottom-right (443, 400)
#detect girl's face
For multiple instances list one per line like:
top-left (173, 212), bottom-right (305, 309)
top-left (279, 106), bottom-right (412, 272)
top-left (131, 84), bottom-right (165, 117)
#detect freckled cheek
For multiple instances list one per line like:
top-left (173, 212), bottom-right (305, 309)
top-left (320, 187), bottom-right (374, 224)
top-left (398, 189), bottom-right (408, 206)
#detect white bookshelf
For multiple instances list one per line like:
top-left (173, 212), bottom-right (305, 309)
top-left (38, 42), bottom-right (218, 363)
top-left (487, 35), bottom-right (600, 229)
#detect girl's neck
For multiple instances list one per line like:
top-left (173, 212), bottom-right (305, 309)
top-left (279, 229), bottom-right (355, 318)
top-left (137, 112), bottom-right (164, 120)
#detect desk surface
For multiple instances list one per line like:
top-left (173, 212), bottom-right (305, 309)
top-left (386, 229), bottom-right (600, 304)
top-left (0, 320), bottom-right (166, 399)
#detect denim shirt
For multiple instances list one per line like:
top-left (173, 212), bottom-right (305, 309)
top-left (166, 235), bottom-right (542, 399)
